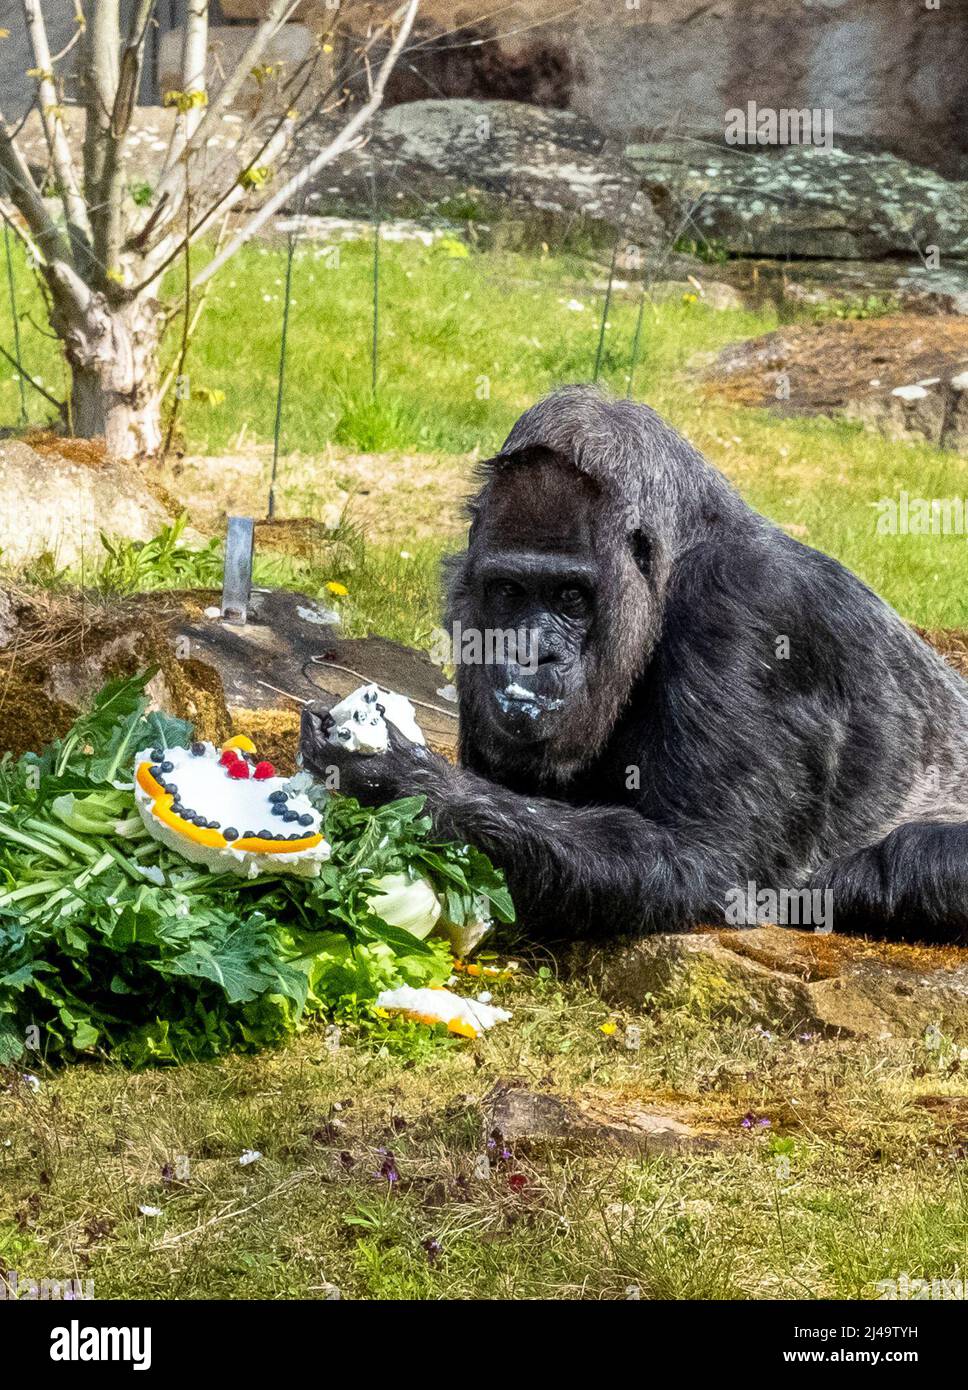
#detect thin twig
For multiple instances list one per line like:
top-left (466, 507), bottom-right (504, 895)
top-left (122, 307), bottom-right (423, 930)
top-left (0, 341), bottom-right (63, 410)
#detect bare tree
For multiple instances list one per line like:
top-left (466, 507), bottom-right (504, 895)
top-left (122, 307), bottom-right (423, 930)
top-left (0, 0), bottom-right (419, 458)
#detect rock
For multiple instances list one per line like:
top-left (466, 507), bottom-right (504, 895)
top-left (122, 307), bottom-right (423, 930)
top-left (301, 99), bottom-right (663, 252)
top-left (626, 143), bottom-right (968, 261)
top-left (481, 1079), bottom-right (718, 1155)
top-left (0, 438), bottom-right (199, 572)
top-left (651, 279), bottom-right (746, 310)
top-left (569, 927), bottom-right (968, 1042)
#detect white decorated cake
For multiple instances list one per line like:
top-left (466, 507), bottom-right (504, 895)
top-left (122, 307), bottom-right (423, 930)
top-left (134, 735), bottom-right (330, 878)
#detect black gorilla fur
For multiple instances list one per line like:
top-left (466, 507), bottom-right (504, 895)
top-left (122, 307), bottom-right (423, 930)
top-left (302, 387), bottom-right (968, 941)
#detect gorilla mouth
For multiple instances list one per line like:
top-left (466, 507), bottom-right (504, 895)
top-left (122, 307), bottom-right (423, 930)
top-left (494, 683), bottom-right (564, 724)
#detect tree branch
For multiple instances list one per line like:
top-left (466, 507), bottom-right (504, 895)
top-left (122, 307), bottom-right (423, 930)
top-left (22, 0), bottom-right (92, 260)
top-left (92, 0), bottom-right (158, 276)
top-left (166, 0), bottom-right (209, 172)
top-left (84, 0), bottom-right (121, 277)
top-left (192, 0), bottom-right (420, 292)
top-left (0, 116), bottom-right (73, 265)
top-left (141, 0), bottom-right (300, 241)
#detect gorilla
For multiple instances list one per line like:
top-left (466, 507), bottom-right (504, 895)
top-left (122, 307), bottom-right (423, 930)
top-left (301, 387), bottom-right (968, 941)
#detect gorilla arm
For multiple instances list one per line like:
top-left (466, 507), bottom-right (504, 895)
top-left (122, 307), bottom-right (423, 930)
top-left (301, 710), bottom-right (722, 938)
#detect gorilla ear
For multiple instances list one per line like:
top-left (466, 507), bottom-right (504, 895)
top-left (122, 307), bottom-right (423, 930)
top-left (629, 528), bottom-right (653, 578)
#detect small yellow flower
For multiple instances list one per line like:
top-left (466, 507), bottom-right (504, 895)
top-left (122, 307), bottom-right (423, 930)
top-left (600, 1020), bottom-right (617, 1036)
top-left (372, 1006), bottom-right (389, 1019)
top-left (325, 581), bottom-right (348, 597)
top-left (682, 292), bottom-right (699, 304)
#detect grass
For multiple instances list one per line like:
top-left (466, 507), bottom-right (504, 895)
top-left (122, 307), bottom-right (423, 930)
top-left (4, 234), bottom-right (968, 627)
top-left (3, 966), bottom-right (968, 1300)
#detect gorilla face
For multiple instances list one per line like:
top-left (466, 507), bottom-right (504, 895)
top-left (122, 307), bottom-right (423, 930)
top-left (457, 451), bottom-right (616, 753)
top-left (474, 545), bottom-right (598, 745)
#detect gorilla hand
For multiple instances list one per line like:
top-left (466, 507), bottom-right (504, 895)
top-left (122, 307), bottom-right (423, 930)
top-left (299, 702), bottom-right (441, 806)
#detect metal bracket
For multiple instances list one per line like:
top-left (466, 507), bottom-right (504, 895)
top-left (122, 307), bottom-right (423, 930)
top-left (221, 515), bottom-right (254, 624)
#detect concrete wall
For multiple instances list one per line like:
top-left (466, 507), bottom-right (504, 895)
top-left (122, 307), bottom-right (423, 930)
top-left (382, 0), bottom-right (968, 172)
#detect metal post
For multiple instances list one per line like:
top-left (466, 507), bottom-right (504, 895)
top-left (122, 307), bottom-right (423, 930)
top-left (221, 515), bottom-right (255, 624)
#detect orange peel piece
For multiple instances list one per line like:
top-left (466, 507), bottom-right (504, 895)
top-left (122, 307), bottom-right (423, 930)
top-left (222, 734), bottom-right (257, 754)
top-left (135, 760), bottom-right (324, 855)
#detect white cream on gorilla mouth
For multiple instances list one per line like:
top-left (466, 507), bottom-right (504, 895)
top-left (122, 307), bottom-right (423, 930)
top-left (495, 683), bottom-right (563, 719)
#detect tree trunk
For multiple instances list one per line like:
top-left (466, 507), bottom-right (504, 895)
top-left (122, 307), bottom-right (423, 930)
top-left (59, 291), bottom-right (164, 460)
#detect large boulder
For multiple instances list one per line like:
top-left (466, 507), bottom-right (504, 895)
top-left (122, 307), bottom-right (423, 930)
top-left (0, 437), bottom-right (196, 572)
top-left (625, 143), bottom-right (968, 261)
top-left (301, 99), bottom-right (663, 251)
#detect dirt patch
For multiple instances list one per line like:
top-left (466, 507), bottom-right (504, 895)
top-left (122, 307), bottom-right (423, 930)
top-left (714, 924), bottom-right (968, 982)
top-left (229, 705), bottom-right (302, 775)
top-left (703, 314), bottom-right (968, 414)
top-left (159, 447), bottom-right (473, 545)
top-left (916, 627), bottom-right (968, 679)
top-left (23, 432), bottom-right (108, 470)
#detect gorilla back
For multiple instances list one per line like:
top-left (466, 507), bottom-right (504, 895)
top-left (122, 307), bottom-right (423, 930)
top-left (303, 386), bottom-right (968, 941)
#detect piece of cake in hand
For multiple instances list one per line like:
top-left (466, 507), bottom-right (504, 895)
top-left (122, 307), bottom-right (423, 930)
top-left (327, 684), bottom-right (425, 755)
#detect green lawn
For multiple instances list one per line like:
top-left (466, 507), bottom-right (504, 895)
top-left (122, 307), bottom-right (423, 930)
top-left (3, 967), bottom-right (967, 1301)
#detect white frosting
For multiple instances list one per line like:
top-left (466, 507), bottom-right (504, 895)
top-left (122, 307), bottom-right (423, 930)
top-left (328, 684), bottom-right (425, 755)
top-left (375, 985), bottom-right (511, 1034)
top-left (134, 743), bottom-right (330, 879)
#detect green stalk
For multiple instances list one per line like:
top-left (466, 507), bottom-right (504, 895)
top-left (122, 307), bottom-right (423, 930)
top-left (75, 851), bottom-right (114, 890)
top-left (97, 838), bottom-right (148, 883)
top-left (0, 822), bottom-right (71, 866)
top-left (0, 878), bottom-right (64, 907)
top-left (23, 886), bottom-right (75, 922)
top-left (54, 733), bottom-right (80, 779)
top-left (23, 819), bottom-right (100, 863)
top-left (103, 714), bottom-right (142, 785)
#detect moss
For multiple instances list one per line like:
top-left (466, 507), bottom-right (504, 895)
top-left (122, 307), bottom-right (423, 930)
top-left (229, 706), bottom-right (302, 774)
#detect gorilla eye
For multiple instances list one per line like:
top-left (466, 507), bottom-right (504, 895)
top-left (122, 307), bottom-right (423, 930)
top-left (557, 584), bottom-right (589, 612)
top-left (489, 578), bottom-right (525, 603)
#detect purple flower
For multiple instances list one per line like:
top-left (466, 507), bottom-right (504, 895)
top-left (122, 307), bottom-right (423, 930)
top-left (376, 1150), bottom-right (399, 1184)
top-left (741, 1111), bottom-right (771, 1129)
